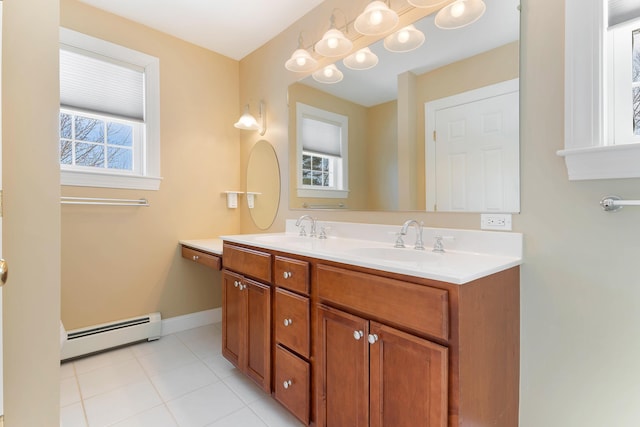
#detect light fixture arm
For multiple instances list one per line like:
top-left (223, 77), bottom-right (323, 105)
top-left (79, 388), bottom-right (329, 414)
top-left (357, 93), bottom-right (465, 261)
top-left (257, 100), bottom-right (266, 136)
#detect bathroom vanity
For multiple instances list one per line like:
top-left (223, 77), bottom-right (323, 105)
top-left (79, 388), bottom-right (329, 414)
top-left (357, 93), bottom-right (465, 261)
top-left (221, 220), bottom-right (522, 427)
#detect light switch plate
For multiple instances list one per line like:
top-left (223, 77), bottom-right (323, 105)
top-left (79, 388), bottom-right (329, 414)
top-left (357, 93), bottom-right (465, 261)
top-left (481, 213), bottom-right (512, 231)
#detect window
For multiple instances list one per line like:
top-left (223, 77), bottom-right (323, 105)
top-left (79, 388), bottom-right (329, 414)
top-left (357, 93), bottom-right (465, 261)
top-left (296, 103), bottom-right (349, 198)
top-left (560, 0), bottom-right (640, 180)
top-left (609, 16), bottom-right (640, 145)
top-left (59, 28), bottom-right (161, 190)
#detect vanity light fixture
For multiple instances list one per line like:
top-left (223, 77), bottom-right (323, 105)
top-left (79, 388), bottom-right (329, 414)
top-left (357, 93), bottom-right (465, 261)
top-left (312, 64), bottom-right (344, 84)
top-left (434, 0), bottom-right (486, 30)
top-left (285, 33), bottom-right (318, 72)
top-left (234, 101), bottom-right (266, 136)
top-left (343, 47), bottom-right (379, 70)
top-left (314, 10), bottom-right (353, 57)
top-left (383, 25), bottom-right (425, 52)
top-left (354, 0), bottom-right (399, 36)
top-left (406, 0), bottom-right (449, 8)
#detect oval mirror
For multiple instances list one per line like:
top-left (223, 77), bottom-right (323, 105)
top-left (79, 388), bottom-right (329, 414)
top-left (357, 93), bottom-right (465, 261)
top-left (247, 140), bottom-right (280, 229)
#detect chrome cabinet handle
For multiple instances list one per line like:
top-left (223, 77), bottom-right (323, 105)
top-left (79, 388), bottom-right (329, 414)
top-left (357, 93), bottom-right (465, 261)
top-left (368, 334), bottom-right (379, 344)
top-left (192, 255), bottom-right (199, 261)
top-left (283, 318), bottom-right (293, 326)
top-left (239, 283), bottom-right (246, 290)
top-left (283, 271), bottom-right (292, 279)
top-left (353, 330), bottom-right (364, 340)
top-left (233, 280), bottom-right (239, 288)
top-left (283, 380), bottom-right (292, 389)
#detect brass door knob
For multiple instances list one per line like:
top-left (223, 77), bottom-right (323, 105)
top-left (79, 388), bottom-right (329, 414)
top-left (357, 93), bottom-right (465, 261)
top-left (0, 259), bottom-right (8, 285)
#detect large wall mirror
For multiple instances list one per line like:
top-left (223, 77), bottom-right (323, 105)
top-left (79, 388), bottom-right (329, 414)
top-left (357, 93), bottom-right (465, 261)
top-left (288, 0), bottom-right (520, 212)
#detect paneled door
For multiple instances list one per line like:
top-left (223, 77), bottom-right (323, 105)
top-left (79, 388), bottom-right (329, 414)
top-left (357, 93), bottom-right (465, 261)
top-left (426, 79), bottom-right (520, 213)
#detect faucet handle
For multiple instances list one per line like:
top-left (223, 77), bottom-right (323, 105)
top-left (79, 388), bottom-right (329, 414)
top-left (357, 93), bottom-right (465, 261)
top-left (432, 235), bottom-right (454, 253)
top-left (318, 226), bottom-right (331, 239)
top-left (298, 225), bottom-right (307, 237)
top-left (394, 232), bottom-right (406, 248)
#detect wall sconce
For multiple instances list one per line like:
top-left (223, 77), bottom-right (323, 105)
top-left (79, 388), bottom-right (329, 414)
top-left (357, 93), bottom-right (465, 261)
top-left (285, 33), bottom-right (318, 72)
top-left (383, 25), bottom-right (425, 52)
top-left (234, 101), bottom-right (266, 136)
top-left (354, 1), bottom-right (399, 36)
top-left (312, 64), bottom-right (344, 84)
top-left (314, 10), bottom-right (353, 57)
top-left (434, 0), bottom-right (486, 29)
top-left (343, 47), bottom-right (379, 70)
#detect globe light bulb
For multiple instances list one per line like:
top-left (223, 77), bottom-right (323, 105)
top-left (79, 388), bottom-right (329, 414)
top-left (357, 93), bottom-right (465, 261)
top-left (398, 29), bottom-right (410, 44)
top-left (324, 67), bottom-right (334, 78)
top-left (451, 1), bottom-right (466, 18)
top-left (328, 37), bottom-right (339, 49)
top-left (356, 51), bottom-right (366, 63)
top-left (369, 10), bottom-right (383, 26)
top-left (296, 57), bottom-right (307, 66)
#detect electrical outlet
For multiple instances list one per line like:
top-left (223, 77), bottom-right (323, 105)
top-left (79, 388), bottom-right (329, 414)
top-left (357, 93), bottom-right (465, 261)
top-left (481, 213), bottom-right (512, 231)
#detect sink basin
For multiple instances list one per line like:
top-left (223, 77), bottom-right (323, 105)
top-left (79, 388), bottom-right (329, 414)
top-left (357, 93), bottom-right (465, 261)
top-left (345, 247), bottom-right (442, 264)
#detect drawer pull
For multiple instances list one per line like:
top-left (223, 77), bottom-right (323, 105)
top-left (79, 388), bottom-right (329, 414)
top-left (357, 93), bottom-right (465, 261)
top-left (353, 330), bottom-right (364, 340)
top-left (368, 333), bottom-right (379, 344)
top-left (283, 271), bottom-right (293, 279)
top-left (283, 318), bottom-right (293, 326)
top-left (233, 281), bottom-right (239, 288)
top-left (240, 283), bottom-right (246, 291)
top-left (283, 380), bottom-right (292, 389)
top-left (192, 255), bottom-right (199, 261)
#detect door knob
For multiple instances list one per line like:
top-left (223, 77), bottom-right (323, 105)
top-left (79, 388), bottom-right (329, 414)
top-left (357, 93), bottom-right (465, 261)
top-left (368, 333), bottom-right (379, 344)
top-left (0, 259), bottom-right (7, 285)
top-left (353, 330), bottom-right (364, 340)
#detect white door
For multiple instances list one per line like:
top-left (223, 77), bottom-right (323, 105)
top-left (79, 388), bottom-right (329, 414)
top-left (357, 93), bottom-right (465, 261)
top-left (426, 79), bottom-right (520, 212)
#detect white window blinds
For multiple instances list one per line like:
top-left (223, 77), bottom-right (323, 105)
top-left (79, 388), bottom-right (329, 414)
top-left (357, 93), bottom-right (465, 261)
top-left (609, 0), bottom-right (640, 27)
top-left (301, 116), bottom-right (342, 157)
top-left (60, 47), bottom-right (145, 121)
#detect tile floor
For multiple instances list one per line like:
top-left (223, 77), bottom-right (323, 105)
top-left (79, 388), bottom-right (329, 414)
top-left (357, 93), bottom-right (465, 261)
top-left (60, 322), bottom-right (304, 427)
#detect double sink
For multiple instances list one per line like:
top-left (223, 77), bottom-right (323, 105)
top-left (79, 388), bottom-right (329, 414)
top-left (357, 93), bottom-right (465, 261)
top-left (222, 220), bottom-right (523, 285)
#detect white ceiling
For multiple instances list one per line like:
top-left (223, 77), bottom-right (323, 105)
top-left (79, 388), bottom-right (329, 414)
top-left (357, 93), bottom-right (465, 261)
top-left (78, 0), bottom-right (326, 60)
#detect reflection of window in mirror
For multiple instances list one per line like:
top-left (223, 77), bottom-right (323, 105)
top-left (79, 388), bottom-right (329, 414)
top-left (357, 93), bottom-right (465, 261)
top-left (296, 102), bottom-right (349, 198)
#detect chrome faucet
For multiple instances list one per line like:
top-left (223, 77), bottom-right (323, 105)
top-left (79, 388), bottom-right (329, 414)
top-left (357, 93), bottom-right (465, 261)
top-left (295, 215), bottom-right (317, 237)
top-left (399, 219), bottom-right (425, 250)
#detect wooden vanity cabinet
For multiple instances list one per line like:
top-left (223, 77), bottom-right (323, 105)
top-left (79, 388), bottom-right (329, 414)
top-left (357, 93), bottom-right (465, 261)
top-left (315, 267), bottom-right (449, 427)
top-left (221, 241), bottom-right (520, 427)
top-left (273, 256), bottom-right (311, 425)
top-left (222, 244), bottom-right (272, 392)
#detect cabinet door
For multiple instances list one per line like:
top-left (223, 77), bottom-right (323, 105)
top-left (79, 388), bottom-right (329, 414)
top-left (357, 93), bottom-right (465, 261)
top-left (245, 278), bottom-right (271, 392)
top-left (369, 321), bottom-right (448, 427)
top-left (222, 270), bottom-right (245, 369)
top-left (316, 305), bottom-right (369, 427)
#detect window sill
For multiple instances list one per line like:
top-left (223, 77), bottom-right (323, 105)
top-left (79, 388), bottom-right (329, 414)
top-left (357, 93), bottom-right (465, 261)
top-left (61, 169), bottom-right (162, 190)
top-left (297, 188), bottom-right (349, 199)
top-left (557, 144), bottom-right (640, 180)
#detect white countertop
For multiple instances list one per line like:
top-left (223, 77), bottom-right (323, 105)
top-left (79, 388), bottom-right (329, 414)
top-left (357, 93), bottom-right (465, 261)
top-left (219, 220), bottom-right (523, 285)
top-left (179, 238), bottom-right (223, 255)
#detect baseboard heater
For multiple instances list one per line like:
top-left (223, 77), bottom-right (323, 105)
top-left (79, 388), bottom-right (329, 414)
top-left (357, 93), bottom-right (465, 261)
top-left (60, 312), bottom-right (161, 361)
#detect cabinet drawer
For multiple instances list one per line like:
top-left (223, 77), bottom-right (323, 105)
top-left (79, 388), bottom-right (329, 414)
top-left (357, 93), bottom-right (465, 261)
top-left (274, 256), bottom-right (310, 294)
top-left (274, 345), bottom-right (310, 425)
top-left (223, 243), bottom-right (271, 282)
top-left (317, 264), bottom-right (449, 341)
top-left (275, 288), bottom-right (310, 358)
top-left (181, 246), bottom-right (221, 270)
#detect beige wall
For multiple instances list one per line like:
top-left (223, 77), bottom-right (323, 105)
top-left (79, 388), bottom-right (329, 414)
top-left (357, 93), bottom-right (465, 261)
top-left (60, 0), bottom-right (240, 329)
top-left (368, 100), bottom-right (398, 210)
top-left (239, 0), bottom-right (640, 425)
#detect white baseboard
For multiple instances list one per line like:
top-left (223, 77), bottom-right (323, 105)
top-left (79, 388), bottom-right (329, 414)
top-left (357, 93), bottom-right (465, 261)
top-left (161, 308), bottom-right (221, 336)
